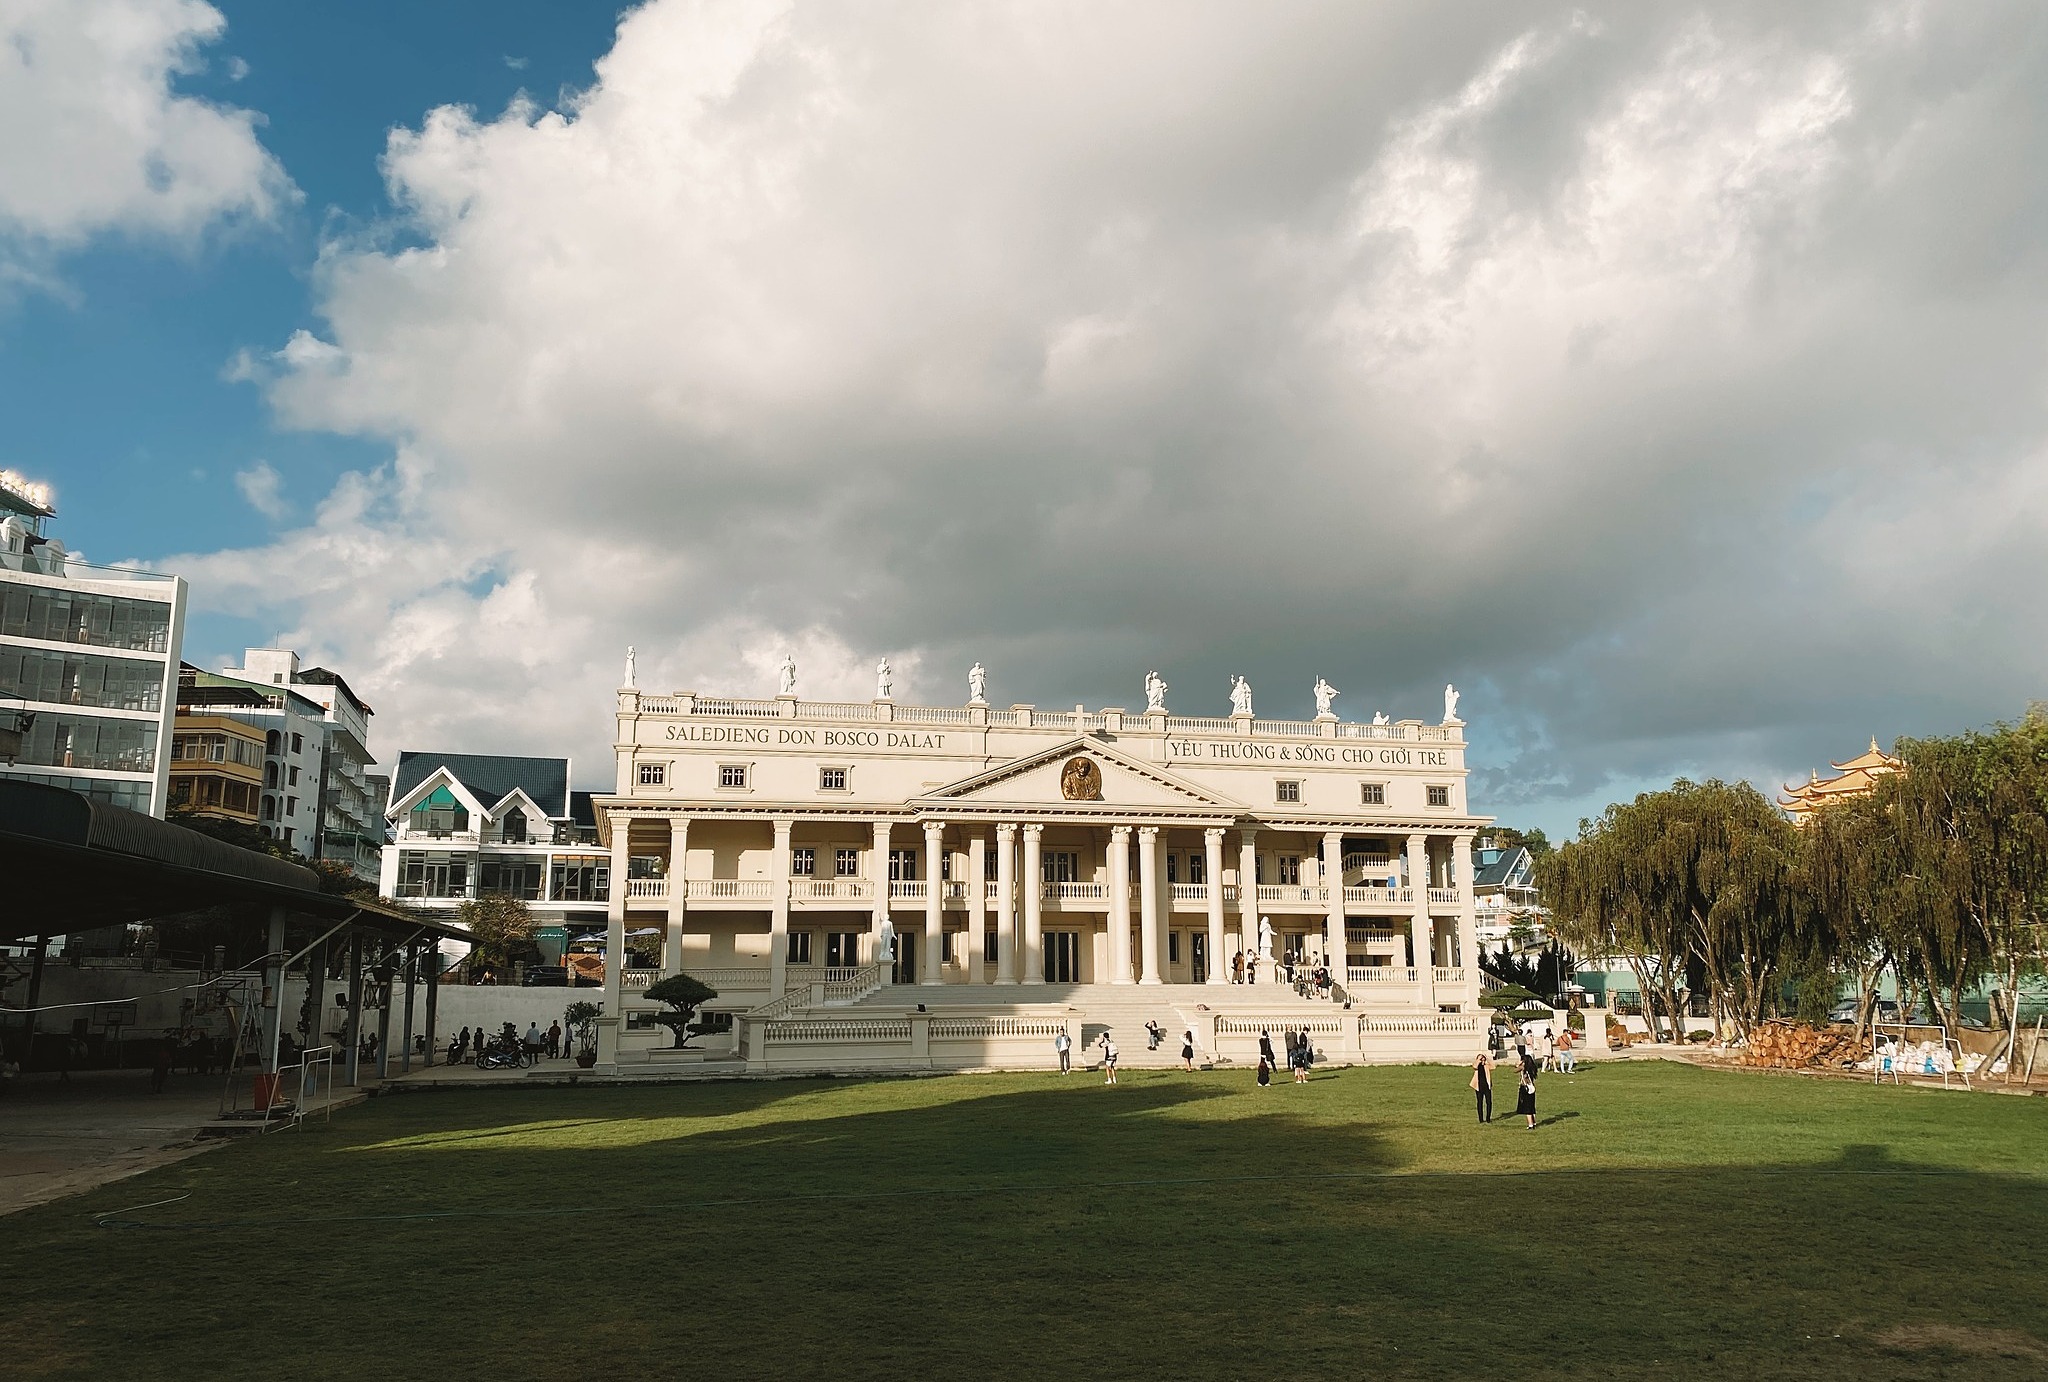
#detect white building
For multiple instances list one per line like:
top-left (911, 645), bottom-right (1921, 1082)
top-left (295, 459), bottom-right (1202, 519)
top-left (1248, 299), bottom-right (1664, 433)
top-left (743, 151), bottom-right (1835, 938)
top-left (379, 751), bottom-right (608, 962)
top-left (0, 472), bottom-right (186, 816)
top-left (595, 663), bottom-right (1493, 1071)
top-left (223, 649), bottom-right (381, 880)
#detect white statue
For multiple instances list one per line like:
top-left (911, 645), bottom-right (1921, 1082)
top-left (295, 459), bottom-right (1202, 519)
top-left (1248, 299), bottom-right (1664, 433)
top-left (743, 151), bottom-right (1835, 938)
top-left (968, 661), bottom-right (987, 705)
top-left (1258, 915), bottom-right (1274, 961)
top-left (1144, 669), bottom-right (1168, 712)
top-left (778, 652), bottom-right (797, 697)
top-left (1372, 711), bottom-right (1390, 726)
top-left (1443, 682), bottom-right (1461, 723)
top-left (623, 645), bottom-right (637, 689)
top-left (876, 656), bottom-right (893, 700)
top-left (1313, 676), bottom-right (1338, 717)
top-left (876, 919), bottom-right (896, 966)
top-left (1229, 675), bottom-right (1253, 717)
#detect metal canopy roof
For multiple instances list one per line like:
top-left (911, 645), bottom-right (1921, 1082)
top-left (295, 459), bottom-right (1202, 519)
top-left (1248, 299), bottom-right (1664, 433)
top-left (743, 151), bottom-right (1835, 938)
top-left (0, 780), bottom-right (467, 942)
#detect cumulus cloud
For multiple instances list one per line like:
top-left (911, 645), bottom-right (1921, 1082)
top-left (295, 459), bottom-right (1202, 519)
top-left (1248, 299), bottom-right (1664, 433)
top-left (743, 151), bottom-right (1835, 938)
top-left (232, 460), bottom-right (288, 519)
top-left (0, 0), bottom-right (288, 273)
top-left (183, 0), bottom-right (2048, 826)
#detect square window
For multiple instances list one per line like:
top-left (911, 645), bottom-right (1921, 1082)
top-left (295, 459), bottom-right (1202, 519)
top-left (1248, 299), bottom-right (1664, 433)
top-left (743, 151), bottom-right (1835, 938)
top-left (792, 847), bottom-right (815, 876)
top-left (638, 762), bottom-right (666, 787)
top-left (1427, 785), bottom-right (1450, 807)
top-left (819, 766), bottom-right (847, 791)
top-left (787, 931), bottom-right (812, 964)
top-left (1277, 855), bottom-right (1301, 885)
top-left (835, 848), bottom-right (859, 877)
top-left (1276, 779), bottom-right (1301, 804)
top-left (1360, 782), bottom-right (1385, 806)
top-left (984, 929), bottom-right (999, 964)
top-left (719, 764), bottom-right (749, 790)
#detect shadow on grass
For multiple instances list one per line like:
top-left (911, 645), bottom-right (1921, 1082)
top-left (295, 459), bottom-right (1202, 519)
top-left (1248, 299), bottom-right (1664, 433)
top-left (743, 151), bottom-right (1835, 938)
top-left (5, 1071), bottom-right (2047, 1382)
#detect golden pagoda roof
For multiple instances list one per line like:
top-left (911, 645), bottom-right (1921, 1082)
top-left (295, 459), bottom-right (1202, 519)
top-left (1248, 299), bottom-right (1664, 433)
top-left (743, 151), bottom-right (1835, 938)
top-left (1779, 737), bottom-right (1903, 818)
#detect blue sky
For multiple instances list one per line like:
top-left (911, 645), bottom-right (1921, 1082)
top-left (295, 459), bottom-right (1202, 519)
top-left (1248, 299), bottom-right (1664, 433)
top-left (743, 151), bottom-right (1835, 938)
top-left (6, 2), bottom-right (2047, 831)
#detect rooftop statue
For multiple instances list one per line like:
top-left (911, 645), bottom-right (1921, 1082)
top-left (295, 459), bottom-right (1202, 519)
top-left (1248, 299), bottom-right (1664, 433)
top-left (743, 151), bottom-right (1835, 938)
top-left (968, 661), bottom-right (987, 705)
top-left (1372, 711), bottom-right (1390, 726)
top-left (1443, 683), bottom-right (1461, 723)
top-left (778, 652), bottom-right (797, 697)
top-left (876, 656), bottom-right (893, 700)
top-left (1313, 676), bottom-right (1339, 717)
top-left (624, 645), bottom-right (637, 689)
top-left (1144, 669), bottom-right (1168, 713)
top-left (1229, 675), bottom-right (1254, 717)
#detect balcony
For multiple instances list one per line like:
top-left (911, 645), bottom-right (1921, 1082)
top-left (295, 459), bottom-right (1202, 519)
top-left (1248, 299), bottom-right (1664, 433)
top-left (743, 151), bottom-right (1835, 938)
top-left (1041, 882), bottom-right (1107, 904)
top-left (1344, 886), bottom-right (1413, 907)
top-left (1345, 926), bottom-right (1400, 946)
top-left (1426, 888), bottom-right (1462, 906)
top-left (888, 880), bottom-right (928, 901)
top-left (1255, 884), bottom-right (1327, 908)
top-left (1169, 883), bottom-right (1208, 904)
top-left (687, 880), bottom-right (775, 902)
top-left (1347, 966), bottom-right (1419, 985)
top-left (1434, 966), bottom-right (1467, 985)
top-left (624, 878), bottom-right (670, 901)
top-left (796, 878), bottom-right (876, 903)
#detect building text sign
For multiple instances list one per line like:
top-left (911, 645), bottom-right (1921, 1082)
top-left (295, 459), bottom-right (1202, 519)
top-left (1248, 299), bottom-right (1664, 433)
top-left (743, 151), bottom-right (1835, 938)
top-left (1165, 738), bottom-right (1452, 768)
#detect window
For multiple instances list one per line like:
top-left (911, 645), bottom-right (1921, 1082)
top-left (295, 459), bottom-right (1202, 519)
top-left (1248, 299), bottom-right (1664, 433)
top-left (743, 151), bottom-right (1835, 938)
top-left (1188, 852), bottom-right (1206, 884)
top-left (16, 714), bottom-right (160, 773)
top-left (0, 647), bottom-right (163, 711)
top-left (1168, 932), bottom-right (1179, 963)
top-left (288, 765), bottom-right (299, 786)
top-left (1277, 855), bottom-right (1301, 885)
top-left (500, 808), bottom-right (527, 843)
top-left (397, 852), bottom-right (470, 899)
top-left (408, 786), bottom-right (470, 836)
top-left (889, 848), bottom-right (920, 880)
top-left (983, 929), bottom-right (999, 964)
top-left (260, 796), bottom-right (275, 820)
top-left (941, 930), bottom-right (955, 963)
top-left (291, 732), bottom-right (303, 754)
top-left (1427, 785), bottom-right (1451, 808)
top-left (1361, 782), bottom-right (1385, 806)
top-left (285, 796), bottom-right (297, 817)
top-left (826, 932), bottom-right (862, 967)
top-left (1276, 779), bottom-right (1301, 804)
top-left (479, 855), bottom-right (545, 899)
top-left (718, 764), bottom-right (749, 790)
top-left (1040, 851), bottom-right (1079, 883)
top-left (834, 848), bottom-right (859, 877)
top-left (787, 931), bottom-right (813, 964)
top-left (0, 584), bottom-right (173, 652)
top-left (1166, 853), bottom-right (1177, 884)
top-left (550, 857), bottom-right (610, 901)
top-left (791, 847), bottom-right (815, 877)
top-left (638, 762), bottom-right (666, 787)
top-left (265, 729), bottom-right (281, 754)
top-left (819, 766), bottom-right (847, 791)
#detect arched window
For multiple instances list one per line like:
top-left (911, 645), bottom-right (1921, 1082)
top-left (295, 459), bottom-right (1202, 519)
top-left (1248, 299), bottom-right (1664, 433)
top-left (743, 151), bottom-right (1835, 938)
top-left (261, 796), bottom-right (275, 820)
top-left (265, 729), bottom-right (281, 754)
top-left (264, 762), bottom-right (278, 789)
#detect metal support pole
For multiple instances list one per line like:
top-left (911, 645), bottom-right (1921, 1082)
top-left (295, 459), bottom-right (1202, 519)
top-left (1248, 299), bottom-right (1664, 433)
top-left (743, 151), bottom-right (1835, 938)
top-left (423, 942), bottom-right (441, 1067)
top-left (400, 942), bottom-right (417, 1074)
top-left (20, 933), bottom-right (47, 1072)
top-left (375, 943), bottom-right (393, 1082)
top-left (344, 931), bottom-right (364, 1087)
top-left (263, 906), bottom-right (288, 1076)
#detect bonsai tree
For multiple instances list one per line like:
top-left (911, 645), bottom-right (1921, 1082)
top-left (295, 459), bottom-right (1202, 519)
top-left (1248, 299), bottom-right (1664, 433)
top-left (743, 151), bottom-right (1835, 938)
top-left (642, 973), bottom-right (719, 1049)
top-left (1479, 983), bottom-right (1546, 1012)
top-left (564, 1000), bottom-right (602, 1060)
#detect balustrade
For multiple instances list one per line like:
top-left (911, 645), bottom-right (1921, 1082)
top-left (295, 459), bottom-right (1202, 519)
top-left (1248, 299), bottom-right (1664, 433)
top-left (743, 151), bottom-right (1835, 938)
top-left (689, 879), bottom-right (774, 901)
top-left (797, 878), bottom-right (875, 901)
top-left (1346, 966), bottom-right (1419, 984)
top-left (624, 878), bottom-right (670, 900)
top-left (1434, 966), bottom-right (1466, 985)
top-left (888, 880), bottom-right (927, 901)
top-left (1041, 881), bottom-right (1107, 902)
top-left (1256, 884), bottom-right (1327, 905)
top-left (1343, 886), bottom-right (1412, 905)
top-left (1345, 927), bottom-right (1399, 945)
top-left (1169, 883), bottom-right (1208, 902)
top-left (1426, 887), bottom-right (1460, 904)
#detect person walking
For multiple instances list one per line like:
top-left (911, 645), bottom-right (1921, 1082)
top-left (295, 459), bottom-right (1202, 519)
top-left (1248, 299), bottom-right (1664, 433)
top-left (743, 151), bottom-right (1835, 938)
top-left (1470, 1051), bottom-right (1494, 1123)
top-left (1539, 1026), bottom-right (1557, 1073)
top-left (1098, 1033), bottom-right (1119, 1085)
top-left (1258, 1029), bottom-right (1277, 1072)
top-left (1180, 1029), bottom-right (1195, 1072)
top-left (1558, 1027), bottom-right (1577, 1073)
top-left (1516, 1050), bottom-right (1540, 1129)
top-left (1054, 1029), bottom-right (1072, 1074)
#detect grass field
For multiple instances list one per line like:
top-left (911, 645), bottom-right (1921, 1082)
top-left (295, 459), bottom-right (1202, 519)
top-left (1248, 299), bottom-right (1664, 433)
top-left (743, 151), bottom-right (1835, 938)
top-left (6, 1062), bottom-right (2047, 1381)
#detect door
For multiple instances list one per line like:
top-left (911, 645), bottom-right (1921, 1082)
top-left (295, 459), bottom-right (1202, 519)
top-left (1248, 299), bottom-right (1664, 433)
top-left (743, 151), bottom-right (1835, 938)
top-left (893, 930), bottom-right (917, 985)
top-left (1191, 932), bottom-right (1208, 984)
top-left (1044, 931), bottom-right (1080, 983)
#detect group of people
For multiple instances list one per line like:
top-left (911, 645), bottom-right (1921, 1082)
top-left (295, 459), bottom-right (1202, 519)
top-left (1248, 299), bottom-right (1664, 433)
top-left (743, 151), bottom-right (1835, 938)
top-left (1225, 950), bottom-right (1334, 998)
top-left (1254, 1028), bottom-right (1317, 1086)
top-left (1472, 1032), bottom-right (1573, 1129)
top-left (446, 1020), bottom-right (568, 1065)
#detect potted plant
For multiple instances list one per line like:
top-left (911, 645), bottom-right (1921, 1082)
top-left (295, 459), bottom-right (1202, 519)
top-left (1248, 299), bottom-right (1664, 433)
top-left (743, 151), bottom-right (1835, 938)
top-left (565, 1000), bottom-right (601, 1068)
top-left (642, 974), bottom-right (718, 1049)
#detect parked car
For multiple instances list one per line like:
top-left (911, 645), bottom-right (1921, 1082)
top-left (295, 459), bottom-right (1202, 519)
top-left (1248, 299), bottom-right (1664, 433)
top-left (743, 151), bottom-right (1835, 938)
top-left (522, 965), bottom-right (569, 987)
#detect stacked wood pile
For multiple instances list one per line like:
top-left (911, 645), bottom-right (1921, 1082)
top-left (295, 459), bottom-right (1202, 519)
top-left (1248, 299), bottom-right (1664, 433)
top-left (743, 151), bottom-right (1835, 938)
top-left (1739, 1020), bottom-right (1863, 1069)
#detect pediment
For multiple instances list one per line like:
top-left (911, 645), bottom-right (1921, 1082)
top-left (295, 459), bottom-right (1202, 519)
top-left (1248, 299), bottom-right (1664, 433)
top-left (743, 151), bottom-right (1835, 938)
top-left (387, 766), bottom-right (488, 821)
top-left (919, 738), bottom-right (1241, 812)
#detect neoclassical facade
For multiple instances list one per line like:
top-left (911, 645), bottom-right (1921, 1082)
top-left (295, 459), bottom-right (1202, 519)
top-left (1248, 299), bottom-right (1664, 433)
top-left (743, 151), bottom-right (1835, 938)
top-left (594, 665), bottom-right (1493, 1070)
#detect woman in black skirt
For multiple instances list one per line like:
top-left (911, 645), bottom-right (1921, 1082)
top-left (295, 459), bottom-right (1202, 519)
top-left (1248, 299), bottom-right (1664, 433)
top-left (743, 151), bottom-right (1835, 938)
top-left (1515, 1055), bottom-right (1539, 1129)
top-left (1470, 1052), bottom-right (1493, 1123)
top-left (1180, 1029), bottom-right (1195, 1072)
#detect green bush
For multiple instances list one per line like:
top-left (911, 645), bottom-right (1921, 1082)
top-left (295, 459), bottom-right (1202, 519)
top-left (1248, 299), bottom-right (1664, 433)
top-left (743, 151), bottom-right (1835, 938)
top-left (1480, 984), bottom-right (1545, 1011)
top-left (1687, 1029), bottom-right (1713, 1043)
top-left (1566, 1009), bottom-right (1585, 1032)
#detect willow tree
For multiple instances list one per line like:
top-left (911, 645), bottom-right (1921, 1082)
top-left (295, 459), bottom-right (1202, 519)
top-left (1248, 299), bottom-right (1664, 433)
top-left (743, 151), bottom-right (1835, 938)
top-left (1800, 790), bottom-right (1900, 1045)
top-left (1543, 780), bottom-right (1805, 1042)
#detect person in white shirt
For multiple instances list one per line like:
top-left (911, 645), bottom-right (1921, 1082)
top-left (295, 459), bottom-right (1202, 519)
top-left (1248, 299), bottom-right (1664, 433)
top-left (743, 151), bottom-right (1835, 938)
top-left (1098, 1033), bottom-right (1119, 1084)
top-left (1054, 1030), bottom-right (1072, 1074)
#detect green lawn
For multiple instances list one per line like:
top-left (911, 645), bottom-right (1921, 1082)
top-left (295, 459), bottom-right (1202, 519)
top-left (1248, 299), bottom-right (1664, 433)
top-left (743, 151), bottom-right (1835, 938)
top-left (7, 1063), bottom-right (2047, 1381)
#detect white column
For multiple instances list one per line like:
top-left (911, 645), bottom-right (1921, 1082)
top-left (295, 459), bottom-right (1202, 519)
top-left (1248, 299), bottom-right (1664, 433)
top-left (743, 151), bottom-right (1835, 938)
top-left (1021, 823), bottom-right (1044, 985)
top-left (922, 821), bottom-right (945, 984)
top-left (664, 815), bottom-right (689, 977)
top-left (870, 819), bottom-right (892, 977)
top-left (967, 831), bottom-right (987, 984)
top-left (770, 818), bottom-right (793, 995)
top-left (1138, 826), bottom-right (1162, 985)
top-left (1321, 831), bottom-right (1345, 983)
top-left (1237, 829), bottom-right (1259, 971)
top-left (1452, 832), bottom-right (1478, 1004)
top-left (1108, 825), bottom-right (1133, 983)
top-left (601, 810), bottom-right (631, 1068)
top-left (1204, 828), bottom-right (1227, 986)
top-left (1407, 831), bottom-right (1435, 1008)
top-left (994, 823), bottom-right (1017, 983)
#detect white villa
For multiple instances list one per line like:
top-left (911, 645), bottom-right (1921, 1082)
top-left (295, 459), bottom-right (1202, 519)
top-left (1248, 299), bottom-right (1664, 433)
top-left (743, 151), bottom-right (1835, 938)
top-left (594, 658), bottom-right (1494, 1072)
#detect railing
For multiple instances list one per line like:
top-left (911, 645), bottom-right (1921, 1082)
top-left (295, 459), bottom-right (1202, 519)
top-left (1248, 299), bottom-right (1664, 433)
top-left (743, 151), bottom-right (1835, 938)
top-left (765, 1019), bottom-right (910, 1043)
top-left (1254, 719), bottom-right (1321, 737)
top-left (1042, 882), bottom-right (1106, 902)
top-left (689, 880), bottom-right (774, 901)
top-left (1347, 966), bottom-right (1418, 984)
top-left (797, 700), bottom-right (877, 720)
top-left (625, 878), bottom-right (670, 900)
top-left (1342, 853), bottom-right (1394, 874)
top-left (621, 969), bottom-right (656, 990)
top-left (1215, 1017), bottom-right (1344, 1035)
top-left (1434, 966), bottom-right (1465, 985)
top-left (1426, 888), bottom-right (1460, 905)
top-left (637, 696), bottom-right (681, 713)
top-left (798, 878), bottom-right (875, 901)
top-left (1344, 886), bottom-right (1412, 905)
top-left (822, 962), bottom-right (887, 1004)
top-left (889, 880), bottom-right (928, 901)
top-left (1345, 927), bottom-right (1400, 945)
top-left (1032, 711), bottom-right (1080, 730)
top-left (929, 1017), bottom-right (1068, 1039)
top-left (985, 880), bottom-right (1001, 899)
top-left (1256, 884), bottom-right (1327, 905)
top-left (1362, 1014), bottom-right (1481, 1034)
top-left (1222, 884), bottom-right (1239, 903)
top-left (895, 705), bottom-right (973, 725)
top-left (1170, 883), bottom-right (1208, 902)
top-left (942, 881), bottom-right (969, 902)
top-left (692, 697), bottom-right (785, 718)
top-left (1162, 716), bottom-right (1235, 733)
top-left (690, 966), bottom-right (772, 991)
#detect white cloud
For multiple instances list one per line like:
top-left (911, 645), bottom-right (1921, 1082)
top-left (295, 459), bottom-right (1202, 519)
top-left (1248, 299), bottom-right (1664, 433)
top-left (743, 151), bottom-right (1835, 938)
top-left (233, 459), bottom-right (288, 519)
top-left (0, 0), bottom-right (289, 266)
top-left (174, 2), bottom-right (2048, 824)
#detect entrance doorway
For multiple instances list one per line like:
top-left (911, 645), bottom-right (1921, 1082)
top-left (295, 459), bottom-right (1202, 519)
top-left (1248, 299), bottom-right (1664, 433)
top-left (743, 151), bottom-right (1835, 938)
top-left (1191, 932), bottom-right (1208, 984)
top-left (893, 931), bottom-right (917, 985)
top-left (1044, 931), bottom-right (1080, 983)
